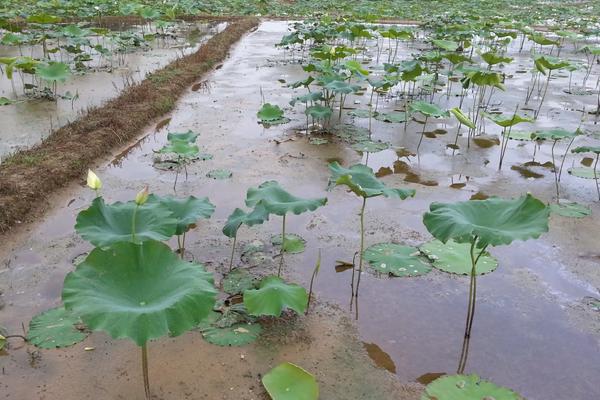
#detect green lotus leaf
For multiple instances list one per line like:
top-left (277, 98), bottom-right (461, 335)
top-left (550, 201), bottom-right (592, 218)
top-left (442, 52), bottom-right (472, 65)
top-left (290, 92), bottom-right (323, 106)
top-left (421, 374), bottom-right (522, 400)
top-left (374, 112), bottom-right (408, 123)
top-left (222, 204), bottom-right (270, 238)
top-left (201, 322), bottom-right (262, 347)
top-left (0, 97), bottom-right (14, 106)
top-left (508, 131), bottom-right (534, 141)
top-left (223, 269), bottom-right (257, 295)
top-left (324, 80), bottom-right (360, 95)
top-left (481, 51), bottom-right (513, 66)
top-left (423, 194), bottom-right (549, 248)
top-left (328, 162), bottom-right (416, 199)
top-left (0, 335), bottom-right (5, 350)
top-left (245, 181), bottom-right (327, 216)
top-left (364, 243), bottom-right (431, 277)
top-left (27, 13), bottom-right (61, 24)
top-left (158, 141), bottom-right (200, 157)
top-left (432, 39), bottom-right (459, 51)
top-left (420, 239), bottom-right (498, 275)
top-left (75, 197), bottom-right (178, 246)
top-left (36, 62), bottom-right (70, 83)
top-left (309, 137), bottom-right (329, 145)
top-left (262, 362), bottom-right (319, 400)
top-left (449, 107), bottom-right (475, 129)
top-left (271, 233), bottom-right (306, 254)
top-left (529, 34), bottom-right (559, 47)
top-left (243, 276), bottom-right (308, 317)
top-left (305, 104), bottom-right (333, 120)
top-left (27, 306), bottom-right (88, 349)
top-left (351, 141), bottom-right (390, 153)
top-left (572, 146), bottom-right (600, 154)
top-left (410, 101), bottom-right (449, 118)
top-left (147, 194), bottom-right (215, 235)
top-left (568, 167), bottom-right (598, 179)
top-left (348, 109), bottom-right (374, 118)
top-left (484, 112), bottom-right (532, 128)
top-left (533, 128), bottom-right (581, 141)
top-left (332, 124), bottom-right (370, 143)
top-left (258, 103), bottom-right (284, 122)
top-left (207, 169), bottom-right (233, 180)
top-left (167, 130), bottom-right (199, 143)
top-left (534, 54), bottom-right (570, 74)
top-left (62, 241), bottom-right (217, 346)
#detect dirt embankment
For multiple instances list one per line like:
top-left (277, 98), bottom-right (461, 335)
top-left (0, 17), bottom-right (259, 233)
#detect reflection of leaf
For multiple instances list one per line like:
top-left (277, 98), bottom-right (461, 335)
top-left (62, 241), bottom-right (217, 346)
top-left (27, 307), bottom-right (88, 349)
top-left (243, 276), bottom-right (308, 317)
top-left (262, 362), bottom-right (319, 400)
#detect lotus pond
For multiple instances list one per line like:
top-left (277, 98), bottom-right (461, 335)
top-left (1, 9), bottom-right (600, 400)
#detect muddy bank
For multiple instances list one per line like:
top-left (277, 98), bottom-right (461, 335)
top-left (0, 17), bottom-right (259, 233)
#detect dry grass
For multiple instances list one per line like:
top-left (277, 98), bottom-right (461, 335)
top-left (0, 17), bottom-right (259, 232)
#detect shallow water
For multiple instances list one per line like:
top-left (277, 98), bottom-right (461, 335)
top-left (1, 21), bottom-right (600, 400)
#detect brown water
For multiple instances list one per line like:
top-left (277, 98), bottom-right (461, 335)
top-left (1, 21), bottom-right (600, 400)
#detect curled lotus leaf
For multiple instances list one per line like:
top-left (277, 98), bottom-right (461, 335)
top-left (243, 276), bottom-right (308, 317)
top-left (410, 101), bottom-right (449, 118)
top-left (222, 204), bottom-right (270, 238)
top-left (147, 194), bottom-right (215, 235)
top-left (167, 130), bottom-right (199, 143)
top-left (328, 162), bottom-right (416, 199)
top-left (245, 181), bottom-right (327, 216)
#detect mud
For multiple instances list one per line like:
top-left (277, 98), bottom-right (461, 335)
top-left (1, 21), bottom-right (600, 400)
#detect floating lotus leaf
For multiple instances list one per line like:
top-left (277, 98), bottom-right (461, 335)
top-left (568, 167), bottom-right (598, 179)
top-left (158, 141), bottom-right (200, 157)
top-left (349, 109), bottom-right (375, 118)
top-left (198, 153), bottom-right (214, 161)
top-left (332, 124), bottom-right (370, 143)
top-left (305, 104), bottom-right (333, 120)
top-left (421, 374), bottom-right (522, 400)
top-left (533, 128), bottom-right (580, 141)
top-left (262, 362), bottom-right (319, 400)
top-left (167, 130), bottom-right (199, 143)
top-left (481, 51), bottom-right (513, 66)
top-left (62, 241), bottom-right (217, 346)
top-left (328, 162), bottom-right (416, 199)
top-left (550, 201), bottom-right (591, 218)
top-left (309, 137), bottom-right (329, 145)
top-left (420, 239), bottom-right (498, 275)
top-left (222, 269), bottom-right (257, 295)
top-left (364, 243), bottom-right (431, 277)
top-left (258, 103), bottom-right (284, 122)
top-left (271, 234), bottom-right (306, 254)
top-left (432, 39), bottom-right (459, 51)
top-left (244, 276), bottom-right (308, 317)
top-left (75, 198), bottom-right (178, 246)
top-left (423, 194), bottom-right (549, 248)
top-left (351, 141), bottom-right (390, 153)
top-left (207, 169), bottom-right (233, 180)
top-left (147, 195), bottom-right (214, 235)
top-left (508, 131), bottom-right (534, 141)
top-left (449, 107), bottom-right (475, 129)
top-left (245, 181), bottom-right (327, 216)
top-left (201, 322), bottom-right (262, 347)
top-left (374, 111), bottom-right (408, 123)
top-left (27, 306), bottom-right (88, 349)
top-left (222, 204), bottom-right (270, 238)
top-left (484, 112), bottom-right (532, 128)
top-left (572, 146), bottom-right (600, 154)
top-left (410, 101), bottom-right (449, 118)
top-left (36, 62), bottom-right (70, 82)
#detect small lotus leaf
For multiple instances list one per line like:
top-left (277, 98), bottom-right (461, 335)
top-left (484, 113), bottom-right (532, 128)
top-left (508, 131), bottom-right (534, 141)
top-left (364, 243), bottom-right (431, 277)
top-left (420, 239), bottom-right (498, 275)
top-left (201, 322), bottom-right (262, 347)
top-left (62, 241), bottom-right (217, 346)
top-left (167, 130), bottom-right (199, 143)
top-left (374, 111), bottom-right (408, 123)
top-left (245, 181), bottom-right (327, 216)
top-left (243, 276), bottom-right (308, 317)
top-left (351, 141), bottom-right (390, 153)
top-left (410, 101), bottom-right (449, 118)
top-left (328, 162), bottom-right (416, 199)
top-left (75, 197), bottom-right (178, 246)
top-left (258, 103), bottom-right (284, 122)
top-left (158, 141), bottom-right (200, 157)
top-left (223, 269), bottom-right (257, 295)
top-left (222, 204), bottom-right (270, 238)
top-left (550, 201), bottom-right (591, 218)
top-left (147, 194), bottom-right (215, 235)
top-left (207, 169), bottom-right (233, 180)
top-left (27, 306), bottom-right (88, 349)
top-left (533, 128), bottom-right (580, 141)
top-left (262, 362), bottom-right (319, 400)
top-left (305, 104), bottom-right (333, 120)
top-left (36, 62), bottom-right (70, 82)
top-left (421, 374), bottom-right (523, 400)
top-left (572, 146), bottom-right (600, 154)
top-left (568, 167), bottom-right (598, 179)
top-left (271, 234), bottom-right (306, 254)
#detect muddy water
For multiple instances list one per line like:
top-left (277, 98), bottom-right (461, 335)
top-left (0, 21), bottom-right (226, 160)
top-left (1, 21), bottom-right (600, 400)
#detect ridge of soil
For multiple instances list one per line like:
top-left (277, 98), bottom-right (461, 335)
top-left (0, 17), bottom-right (259, 233)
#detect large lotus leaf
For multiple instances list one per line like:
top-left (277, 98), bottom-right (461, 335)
top-left (572, 146), bottom-right (600, 154)
top-left (533, 128), bottom-right (580, 141)
top-left (158, 141), bottom-right (199, 157)
top-left (568, 167), bottom-right (598, 179)
top-left (243, 276), bottom-right (308, 317)
top-left (201, 322), bottom-right (262, 347)
top-left (27, 306), bottom-right (88, 349)
top-left (258, 103), bottom-right (284, 122)
top-left (422, 194), bottom-right (549, 248)
top-left (262, 362), bottom-right (319, 400)
top-left (420, 239), bottom-right (498, 275)
top-left (36, 62), bottom-right (70, 82)
top-left (484, 112), bottom-right (532, 128)
top-left (328, 162), bottom-right (416, 199)
top-left (449, 108), bottom-right (475, 129)
top-left (410, 101), bottom-right (449, 118)
top-left (62, 241), bottom-right (217, 346)
top-left (305, 104), bottom-right (333, 120)
top-left (222, 204), bottom-right (270, 238)
top-left (421, 374), bottom-right (522, 400)
top-left (550, 201), bottom-right (591, 218)
top-left (223, 269), bottom-right (257, 295)
top-left (271, 233), bottom-right (306, 254)
top-left (75, 197), bottom-right (178, 246)
top-left (364, 243), bottom-right (431, 277)
top-left (245, 181), bottom-right (327, 216)
top-left (167, 130), bottom-right (199, 143)
top-left (147, 194), bottom-right (215, 235)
